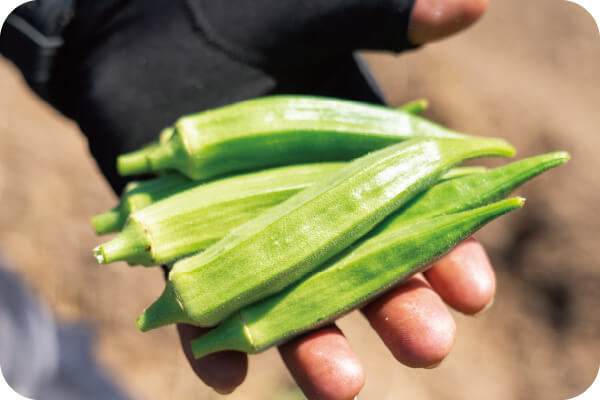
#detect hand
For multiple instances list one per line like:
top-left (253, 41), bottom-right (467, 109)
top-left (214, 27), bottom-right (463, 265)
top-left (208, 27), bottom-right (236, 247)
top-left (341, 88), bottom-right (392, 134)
top-left (3, 0), bottom-right (491, 398)
top-left (174, 0), bottom-right (492, 397)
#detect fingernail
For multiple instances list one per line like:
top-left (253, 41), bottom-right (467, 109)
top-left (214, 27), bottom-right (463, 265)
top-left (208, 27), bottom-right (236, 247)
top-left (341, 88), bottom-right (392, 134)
top-left (213, 386), bottom-right (236, 395)
top-left (424, 361), bottom-right (441, 369)
top-left (473, 296), bottom-right (495, 317)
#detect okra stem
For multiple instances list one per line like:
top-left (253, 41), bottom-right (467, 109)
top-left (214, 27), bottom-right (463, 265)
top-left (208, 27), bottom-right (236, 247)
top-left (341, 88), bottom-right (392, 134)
top-left (93, 221), bottom-right (150, 265)
top-left (116, 146), bottom-right (154, 175)
top-left (136, 282), bottom-right (196, 330)
top-left (91, 209), bottom-right (126, 236)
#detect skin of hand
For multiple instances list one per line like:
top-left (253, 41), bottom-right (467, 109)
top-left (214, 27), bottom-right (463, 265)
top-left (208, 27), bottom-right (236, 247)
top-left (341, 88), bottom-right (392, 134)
top-left (177, 1), bottom-right (493, 398)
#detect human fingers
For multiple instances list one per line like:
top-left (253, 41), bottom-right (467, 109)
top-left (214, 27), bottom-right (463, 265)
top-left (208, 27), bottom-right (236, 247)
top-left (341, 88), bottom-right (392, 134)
top-left (361, 274), bottom-right (456, 368)
top-left (424, 237), bottom-right (496, 315)
top-left (176, 323), bottom-right (248, 394)
top-left (279, 325), bottom-right (365, 400)
top-left (409, 0), bottom-right (490, 44)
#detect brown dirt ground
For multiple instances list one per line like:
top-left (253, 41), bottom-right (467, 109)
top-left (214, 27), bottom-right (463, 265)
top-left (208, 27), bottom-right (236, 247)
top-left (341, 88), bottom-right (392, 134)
top-left (0, 0), bottom-right (598, 399)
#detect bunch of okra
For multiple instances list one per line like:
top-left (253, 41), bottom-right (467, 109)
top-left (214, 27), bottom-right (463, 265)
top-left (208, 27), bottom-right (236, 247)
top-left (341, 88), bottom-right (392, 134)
top-left (92, 96), bottom-right (568, 358)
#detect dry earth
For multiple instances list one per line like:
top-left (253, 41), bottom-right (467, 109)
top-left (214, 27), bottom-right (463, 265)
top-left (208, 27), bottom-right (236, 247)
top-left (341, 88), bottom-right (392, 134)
top-left (0, 0), bottom-right (598, 399)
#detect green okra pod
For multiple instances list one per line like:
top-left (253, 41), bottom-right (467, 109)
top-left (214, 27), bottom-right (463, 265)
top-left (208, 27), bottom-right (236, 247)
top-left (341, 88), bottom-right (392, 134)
top-left (189, 197), bottom-right (524, 357)
top-left (91, 165), bottom-right (484, 237)
top-left (187, 152), bottom-right (569, 355)
top-left (137, 136), bottom-right (515, 329)
top-left (382, 151), bottom-right (569, 230)
top-left (94, 163), bottom-right (344, 266)
top-left (116, 96), bottom-right (468, 179)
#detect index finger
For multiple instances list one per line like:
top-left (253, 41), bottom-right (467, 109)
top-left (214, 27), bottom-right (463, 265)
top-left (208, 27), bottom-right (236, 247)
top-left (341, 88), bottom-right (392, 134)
top-left (177, 323), bottom-right (248, 394)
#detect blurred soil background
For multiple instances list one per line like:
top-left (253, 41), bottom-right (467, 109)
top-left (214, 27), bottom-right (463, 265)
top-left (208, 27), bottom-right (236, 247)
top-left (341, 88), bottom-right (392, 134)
top-left (0, 0), bottom-right (598, 399)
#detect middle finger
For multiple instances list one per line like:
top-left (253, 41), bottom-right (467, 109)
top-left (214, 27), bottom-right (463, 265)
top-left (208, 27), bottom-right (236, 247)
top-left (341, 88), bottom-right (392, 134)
top-left (361, 274), bottom-right (456, 368)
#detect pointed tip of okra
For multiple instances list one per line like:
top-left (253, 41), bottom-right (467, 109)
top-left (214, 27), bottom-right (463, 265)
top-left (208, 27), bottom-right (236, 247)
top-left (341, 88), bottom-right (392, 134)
top-left (548, 151), bottom-right (570, 164)
top-left (474, 196), bottom-right (525, 220)
top-left (483, 196), bottom-right (526, 214)
top-left (499, 151), bottom-right (570, 184)
top-left (533, 151), bottom-right (570, 172)
top-left (456, 136), bottom-right (516, 158)
top-left (494, 138), bottom-right (517, 158)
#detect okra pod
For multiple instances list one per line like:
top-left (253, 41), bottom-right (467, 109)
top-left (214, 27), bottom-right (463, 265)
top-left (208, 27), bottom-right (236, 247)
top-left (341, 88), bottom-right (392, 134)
top-left (138, 137), bottom-right (515, 328)
top-left (94, 163), bottom-right (344, 265)
top-left (382, 151), bottom-right (569, 230)
top-left (189, 198), bottom-right (524, 357)
top-left (116, 96), bottom-right (468, 179)
top-left (91, 165), bottom-right (483, 237)
top-left (187, 153), bottom-right (569, 355)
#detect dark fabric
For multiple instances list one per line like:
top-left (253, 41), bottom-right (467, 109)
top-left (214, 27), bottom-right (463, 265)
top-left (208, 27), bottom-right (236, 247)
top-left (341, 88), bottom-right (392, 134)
top-left (7, 0), bottom-right (74, 36)
top-left (185, 0), bottom-right (416, 69)
top-left (0, 1), bottom-right (74, 98)
top-left (2, 0), bottom-right (417, 193)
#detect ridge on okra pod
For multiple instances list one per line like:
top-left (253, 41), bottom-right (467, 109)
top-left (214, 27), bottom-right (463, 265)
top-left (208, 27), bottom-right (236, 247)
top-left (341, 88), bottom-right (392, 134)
top-left (136, 136), bottom-right (516, 329)
top-left (136, 150), bottom-right (568, 332)
top-left (116, 96), bottom-right (467, 180)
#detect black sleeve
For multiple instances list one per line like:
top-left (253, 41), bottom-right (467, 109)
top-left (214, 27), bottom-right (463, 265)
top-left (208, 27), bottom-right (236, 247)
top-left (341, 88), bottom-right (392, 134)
top-left (1, 0), bottom-right (417, 193)
top-left (185, 0), bottom-right (417, 68)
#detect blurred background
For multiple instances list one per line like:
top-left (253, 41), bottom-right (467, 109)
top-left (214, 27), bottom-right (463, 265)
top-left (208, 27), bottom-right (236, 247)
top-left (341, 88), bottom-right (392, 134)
top-left (0, 0), bottom-right (598, 398)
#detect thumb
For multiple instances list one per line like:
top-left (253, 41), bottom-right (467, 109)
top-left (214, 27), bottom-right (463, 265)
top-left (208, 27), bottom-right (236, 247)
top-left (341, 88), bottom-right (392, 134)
top-left (409, 0), bottom-right (489, 44)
